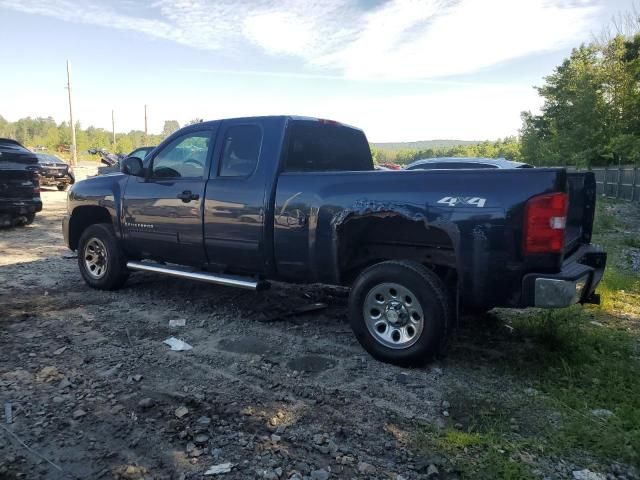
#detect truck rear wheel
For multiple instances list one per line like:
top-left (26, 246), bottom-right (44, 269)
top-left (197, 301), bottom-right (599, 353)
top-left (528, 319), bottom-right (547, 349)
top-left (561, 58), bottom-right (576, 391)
top-left (348, 260), bottom-right (449, 366)
top-left (77, 223), bottom-right (129, 290)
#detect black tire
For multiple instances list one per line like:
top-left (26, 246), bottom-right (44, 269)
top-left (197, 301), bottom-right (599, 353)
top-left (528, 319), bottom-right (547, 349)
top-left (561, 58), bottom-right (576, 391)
top-left (77, 223), bottom-right (129, 290)
top-left (348, 260), bottom-right (450, 366)
top-left (57, 184), bottom-right (67, 191)
top-left (23, 213), bottom-right (36, 225)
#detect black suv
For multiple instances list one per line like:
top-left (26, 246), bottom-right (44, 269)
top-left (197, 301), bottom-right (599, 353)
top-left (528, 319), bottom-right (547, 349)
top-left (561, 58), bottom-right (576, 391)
top-left (0, 138), bottom-right (42, 226)
top-left (35, 153), bottom-right (75, 191)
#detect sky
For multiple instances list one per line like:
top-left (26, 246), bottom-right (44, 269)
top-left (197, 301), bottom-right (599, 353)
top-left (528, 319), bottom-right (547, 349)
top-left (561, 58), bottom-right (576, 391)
top-left (0, 0), bottom-right (635, 142)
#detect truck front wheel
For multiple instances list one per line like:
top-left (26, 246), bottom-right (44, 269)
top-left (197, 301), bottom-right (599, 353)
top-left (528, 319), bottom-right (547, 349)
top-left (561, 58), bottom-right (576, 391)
top-left (77, 223), bottom-right (129, 290)
top-left (348, 260), bottom-right (449, 366)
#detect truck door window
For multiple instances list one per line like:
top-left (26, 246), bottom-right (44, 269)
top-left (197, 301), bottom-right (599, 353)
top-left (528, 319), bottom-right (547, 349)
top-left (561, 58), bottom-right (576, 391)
top-left (219, 125), bottom-right (262, 177)
top-left (284, 122), bottom-right (373, 172)
top-left (151, 131), bottom-right (210, 178)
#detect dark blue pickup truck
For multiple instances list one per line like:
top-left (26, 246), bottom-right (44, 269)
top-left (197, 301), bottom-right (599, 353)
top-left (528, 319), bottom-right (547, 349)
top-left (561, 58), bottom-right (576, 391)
top-left (63, 116), bottom-right (606, 365)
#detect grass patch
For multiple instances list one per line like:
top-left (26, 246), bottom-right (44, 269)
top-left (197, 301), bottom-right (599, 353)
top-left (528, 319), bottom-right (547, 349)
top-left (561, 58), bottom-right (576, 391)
top-left (593, 199), bottom-right (622, 233)
top-left (622, 236), bottom-right (640, 249)
top-left (511, 308), bottom-right (640, 463)
top-left (416, 425), bottom-right (536, 480)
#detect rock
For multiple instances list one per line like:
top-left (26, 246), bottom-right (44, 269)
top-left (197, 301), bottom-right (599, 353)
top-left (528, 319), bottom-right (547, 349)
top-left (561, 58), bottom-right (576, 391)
top-left (194, 434), bottom-right (209, 445)
top-left (138, 398), bottom-right (155, 409)
top-left (397, 372), bottom-right (409, 384)
top-left (259, 469), bottom-right (279, 480)
top-left (441, 401), bottom-right (450, 409)
top-left (573, 469), bottom-right (606, 480)
top-left (204, 462), bottom-right (233, 475)
top-left (98, 363), bottom-right (122, 377)
top-left (275, 467), bottom-right (283, 477)
top-left (442, 410), bottom-right (449, 417)
top-left (58, 378), bottom-right (72, 390)
top-left (271, 434), bottom-right (281, 443)
top-left (427, 464), bottom-right (439, 478)
top-left (72, 409), bottom-right (86, 419)
top-left (175, 406), bottom-right (189, 418)
top-left (312, 434), bottom-right (324, 445)
top-left (358, 462), bottom-right (376, 475)
top-left (310, 469), bottom-right (330, 480)
top-left (36, 366), bottom-right (62, 382)
top-left (197, 416), bottom-right (211, 426)
top-left (53, 346), bottom-right (68, 355)
top-left (132, 374), bottom-right (143, 382)
top-left (52, 396), bottom-right (65, 404)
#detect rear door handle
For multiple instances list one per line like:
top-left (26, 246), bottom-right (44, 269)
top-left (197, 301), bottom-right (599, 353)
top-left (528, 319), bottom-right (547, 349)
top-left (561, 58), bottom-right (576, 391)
top-left (177, 190), bottom-right (199, 203)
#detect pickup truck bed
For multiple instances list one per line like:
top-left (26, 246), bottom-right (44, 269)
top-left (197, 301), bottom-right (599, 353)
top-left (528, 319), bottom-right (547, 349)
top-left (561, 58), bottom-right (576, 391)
top-left (62, 116), bottom-right (606, 365)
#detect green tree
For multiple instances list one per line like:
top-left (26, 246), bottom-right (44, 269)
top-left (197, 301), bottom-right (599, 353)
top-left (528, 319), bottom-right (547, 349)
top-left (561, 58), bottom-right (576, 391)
top-left (162, 120), bottom-right (180, 137)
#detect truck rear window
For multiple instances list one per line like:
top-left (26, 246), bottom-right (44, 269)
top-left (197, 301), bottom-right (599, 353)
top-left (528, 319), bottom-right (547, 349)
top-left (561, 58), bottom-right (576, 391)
top-left (284, 121), bottom-right (373, 172)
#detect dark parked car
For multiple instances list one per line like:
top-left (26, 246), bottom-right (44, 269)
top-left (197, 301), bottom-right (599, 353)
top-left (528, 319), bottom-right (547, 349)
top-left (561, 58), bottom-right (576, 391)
top-left (405, 157), bottom-right (533, 170)
top-left (35, 153), bottom-right (75, 190)
top-left (0, 138), bottom-right (42, 226)
top-left (63, 116), bottom-right (605, 365)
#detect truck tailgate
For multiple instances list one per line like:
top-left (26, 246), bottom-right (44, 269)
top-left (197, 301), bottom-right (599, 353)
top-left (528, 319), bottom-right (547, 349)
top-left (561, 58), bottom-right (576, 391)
top-left (565, 171), bottom-right (596, 255)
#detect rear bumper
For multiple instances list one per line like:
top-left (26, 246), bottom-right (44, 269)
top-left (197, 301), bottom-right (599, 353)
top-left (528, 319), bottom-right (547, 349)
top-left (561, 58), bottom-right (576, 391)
top-left (521, 245), bottom-right (606, 308)
top-left (40, 174), bottom-right (71, 185)
top-left (0, 199), bottom-right (43, 215)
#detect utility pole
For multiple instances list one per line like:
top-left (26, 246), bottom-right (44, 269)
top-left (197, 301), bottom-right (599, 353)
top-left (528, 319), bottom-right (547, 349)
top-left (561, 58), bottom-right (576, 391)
top-left (144, 104), bottom-right (148, 144)
top-left (112, 109), bottom-right (116, 148)
top-left (66, 60), bottom-right (77, 166)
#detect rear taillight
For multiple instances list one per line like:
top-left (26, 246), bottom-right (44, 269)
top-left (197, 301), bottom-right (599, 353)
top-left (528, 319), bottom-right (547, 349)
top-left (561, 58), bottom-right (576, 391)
top-left (523, 192), bottom-right (568, 255)
top-left (32, 173), bottom-right (40, 193)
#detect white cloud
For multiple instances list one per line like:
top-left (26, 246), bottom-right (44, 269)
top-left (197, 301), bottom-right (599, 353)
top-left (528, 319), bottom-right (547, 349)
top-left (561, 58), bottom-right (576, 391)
top-left (0, 0), bottom-right (601, 79)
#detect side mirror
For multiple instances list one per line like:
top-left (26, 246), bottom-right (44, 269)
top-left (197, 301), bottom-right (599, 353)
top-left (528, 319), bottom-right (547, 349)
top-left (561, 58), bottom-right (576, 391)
top-left (121, 156), bottom-right (144, 176)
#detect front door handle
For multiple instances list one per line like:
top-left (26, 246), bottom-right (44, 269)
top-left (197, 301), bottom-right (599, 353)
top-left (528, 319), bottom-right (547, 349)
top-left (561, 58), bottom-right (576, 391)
top-left (177, 190), bottom-right (199, 203)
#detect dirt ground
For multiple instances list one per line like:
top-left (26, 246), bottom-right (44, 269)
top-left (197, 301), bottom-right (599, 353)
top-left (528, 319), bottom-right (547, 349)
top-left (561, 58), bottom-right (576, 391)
top-left (0, 188), bottom-right (637, 480)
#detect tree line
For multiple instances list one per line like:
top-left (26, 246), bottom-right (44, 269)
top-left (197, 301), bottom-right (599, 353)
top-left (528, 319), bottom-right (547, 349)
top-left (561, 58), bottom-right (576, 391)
top-left (372, 137), bottom-right (522, 166)
top-left (0, 116), bottom-right (183, 158)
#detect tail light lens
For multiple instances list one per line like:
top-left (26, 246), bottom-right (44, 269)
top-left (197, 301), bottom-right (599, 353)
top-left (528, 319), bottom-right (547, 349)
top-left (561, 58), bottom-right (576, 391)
top-left (523, 192), bottom-right (568, 254)
top-left (31, 172), bottom-right (41, 193)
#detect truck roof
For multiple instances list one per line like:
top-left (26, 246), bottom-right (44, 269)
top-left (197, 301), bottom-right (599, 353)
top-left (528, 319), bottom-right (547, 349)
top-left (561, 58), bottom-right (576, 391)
top-left (405, 157), bottom-right (532, 170)
top-left (193, 115), bottom-right (364, 132)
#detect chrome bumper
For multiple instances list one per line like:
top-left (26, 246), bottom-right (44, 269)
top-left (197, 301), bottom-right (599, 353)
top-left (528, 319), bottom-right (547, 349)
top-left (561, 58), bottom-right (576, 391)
top-left (521, 245), bottom-right (606, 308)
top-left (534, 274), bottom-right (591, 308)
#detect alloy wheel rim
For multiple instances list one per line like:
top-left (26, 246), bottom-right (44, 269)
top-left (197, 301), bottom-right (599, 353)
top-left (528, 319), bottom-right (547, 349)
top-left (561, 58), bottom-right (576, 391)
top-left (363, 282), bottom-right (425, 349)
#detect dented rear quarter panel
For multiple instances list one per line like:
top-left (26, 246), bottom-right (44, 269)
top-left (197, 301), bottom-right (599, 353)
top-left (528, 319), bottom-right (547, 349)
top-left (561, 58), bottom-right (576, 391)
top-left (273, 167), bottom-right (567, 308)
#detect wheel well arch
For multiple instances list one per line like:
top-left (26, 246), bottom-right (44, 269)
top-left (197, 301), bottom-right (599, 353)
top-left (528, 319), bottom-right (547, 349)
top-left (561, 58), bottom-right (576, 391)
top-left (68, 206), bottom-right (113, 250)
top-left (336, 213), bottom-right (458, 286)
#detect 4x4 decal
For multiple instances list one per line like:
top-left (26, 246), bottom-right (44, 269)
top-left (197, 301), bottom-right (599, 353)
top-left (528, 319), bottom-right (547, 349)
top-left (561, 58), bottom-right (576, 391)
top-left (437, 196), bottom-right (487, 208)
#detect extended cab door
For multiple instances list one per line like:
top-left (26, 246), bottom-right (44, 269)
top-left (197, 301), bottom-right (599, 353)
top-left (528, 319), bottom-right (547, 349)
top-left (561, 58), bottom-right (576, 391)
top-left (203, 119), bottom-right (274, 274)
top-left (121, 126), bottom-right (216, 266)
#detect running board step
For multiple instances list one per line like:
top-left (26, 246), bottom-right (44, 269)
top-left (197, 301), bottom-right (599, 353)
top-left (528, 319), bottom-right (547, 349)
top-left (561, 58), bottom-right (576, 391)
top-left (126, 261), bottom-right (268, 291)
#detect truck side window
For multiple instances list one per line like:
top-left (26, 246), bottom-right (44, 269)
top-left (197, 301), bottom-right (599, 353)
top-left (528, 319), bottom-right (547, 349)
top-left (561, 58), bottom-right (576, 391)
top-left (219, 125), bottom-right (262, 177)
top-left (152, 131), bottom-right (210, 179)
top-left (284, 122), bottom-right (373, 172)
